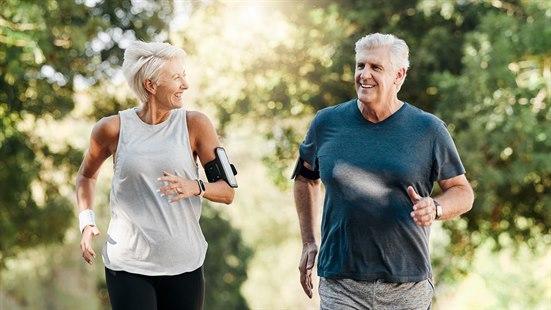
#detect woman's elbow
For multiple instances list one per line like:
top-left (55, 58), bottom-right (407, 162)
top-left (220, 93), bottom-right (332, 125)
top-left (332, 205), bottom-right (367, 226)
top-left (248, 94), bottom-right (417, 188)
top-left (223, 187), bottom-right (235, 205)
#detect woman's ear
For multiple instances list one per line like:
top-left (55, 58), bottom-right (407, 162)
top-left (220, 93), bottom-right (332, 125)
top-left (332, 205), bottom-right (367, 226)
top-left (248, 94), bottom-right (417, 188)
top-left (144, 79), bottom-right (157, 95)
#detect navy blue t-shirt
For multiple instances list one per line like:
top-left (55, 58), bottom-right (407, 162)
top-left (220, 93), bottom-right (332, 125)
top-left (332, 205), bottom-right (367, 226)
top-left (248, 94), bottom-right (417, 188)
top-left (299, 99), bottom-right (465, 282)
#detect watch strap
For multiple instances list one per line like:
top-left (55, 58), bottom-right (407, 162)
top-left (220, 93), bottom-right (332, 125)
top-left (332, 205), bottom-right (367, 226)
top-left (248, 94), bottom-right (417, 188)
top-left (433, 198), bottom-right (443, 220)
top-left (195, 179), bottom-right (205, 197)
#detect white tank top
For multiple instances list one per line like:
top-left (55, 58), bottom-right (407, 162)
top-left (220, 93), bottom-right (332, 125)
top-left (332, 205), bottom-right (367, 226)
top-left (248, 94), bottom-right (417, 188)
top-left (101, 107), bottom-right (207, 276)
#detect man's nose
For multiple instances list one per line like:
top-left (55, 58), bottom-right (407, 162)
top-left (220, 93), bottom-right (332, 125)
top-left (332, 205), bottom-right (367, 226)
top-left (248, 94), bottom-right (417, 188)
top-left (360, 69), bottom-right (372, 80)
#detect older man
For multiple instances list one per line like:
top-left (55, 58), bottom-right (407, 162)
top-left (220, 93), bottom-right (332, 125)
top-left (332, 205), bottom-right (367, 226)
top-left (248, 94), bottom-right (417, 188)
top-left (292, 33), bottom-right (474, 309)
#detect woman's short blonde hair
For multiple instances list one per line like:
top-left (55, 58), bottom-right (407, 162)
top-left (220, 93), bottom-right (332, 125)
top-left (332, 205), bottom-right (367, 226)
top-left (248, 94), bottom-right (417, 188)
top-left (122, 41), bottom-right (186, 104)
top-left (355, 33), bottom-right (410, 71)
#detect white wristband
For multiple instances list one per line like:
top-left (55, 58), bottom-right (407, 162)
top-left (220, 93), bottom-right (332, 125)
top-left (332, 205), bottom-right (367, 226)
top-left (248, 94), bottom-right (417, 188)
top-left (79, 209), bottom-right (96, 233)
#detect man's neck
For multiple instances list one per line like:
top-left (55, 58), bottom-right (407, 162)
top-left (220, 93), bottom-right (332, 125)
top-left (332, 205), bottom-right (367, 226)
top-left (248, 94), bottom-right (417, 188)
top-left (357, 98), bottom-right (403, 123)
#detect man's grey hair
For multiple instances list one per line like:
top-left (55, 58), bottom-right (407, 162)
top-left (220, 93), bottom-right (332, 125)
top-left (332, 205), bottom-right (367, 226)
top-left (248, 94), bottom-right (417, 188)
top-left (355, 33), bottom-right (410, 71)
top-left (122, 41), bottom-right (186, 104)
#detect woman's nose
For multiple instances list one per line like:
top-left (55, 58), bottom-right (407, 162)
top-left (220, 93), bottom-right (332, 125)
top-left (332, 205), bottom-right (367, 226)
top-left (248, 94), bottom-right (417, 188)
top-left (180, 78), bottom-right (189, 90)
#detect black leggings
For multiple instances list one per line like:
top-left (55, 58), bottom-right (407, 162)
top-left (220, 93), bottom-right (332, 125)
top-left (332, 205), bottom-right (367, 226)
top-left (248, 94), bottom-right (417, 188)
top-left (105, 266), bottom-right (204, 310)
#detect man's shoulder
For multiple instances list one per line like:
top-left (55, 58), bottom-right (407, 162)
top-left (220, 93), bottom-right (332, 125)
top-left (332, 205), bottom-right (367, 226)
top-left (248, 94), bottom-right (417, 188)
top-left (313, 99), bottom-right (356, 123)
top-left (405, 103), bottom-right (446, 130)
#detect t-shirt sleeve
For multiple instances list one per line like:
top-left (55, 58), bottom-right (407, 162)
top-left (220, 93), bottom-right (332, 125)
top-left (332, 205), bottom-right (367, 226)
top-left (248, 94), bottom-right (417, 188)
top-left (298, 114), bottom-right (319, 171)
top-left (431, 120), bottom-right (466, 181)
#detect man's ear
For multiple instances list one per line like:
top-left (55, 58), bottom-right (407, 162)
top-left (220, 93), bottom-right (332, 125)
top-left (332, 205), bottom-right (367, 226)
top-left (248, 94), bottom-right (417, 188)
top-left (144, 79), bottom-right (157, 95)
top-left (394, 68), bottom-right (407, 85)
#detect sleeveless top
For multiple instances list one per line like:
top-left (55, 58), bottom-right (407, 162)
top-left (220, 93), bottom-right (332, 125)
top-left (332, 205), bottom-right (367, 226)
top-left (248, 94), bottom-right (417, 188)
top-left (101, 107), bottom-right (207, 276)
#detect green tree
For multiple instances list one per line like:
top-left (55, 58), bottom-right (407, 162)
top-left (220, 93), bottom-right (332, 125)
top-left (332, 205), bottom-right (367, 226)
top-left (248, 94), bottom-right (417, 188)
top-left (201, 205), bottom-right (252, 310)
top-left (433, 1), bottom-right (551, 278)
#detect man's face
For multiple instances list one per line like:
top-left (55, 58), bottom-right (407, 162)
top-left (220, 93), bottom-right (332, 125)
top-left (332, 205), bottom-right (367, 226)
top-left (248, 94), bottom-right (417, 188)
top-left (154, 57), bottom-right (189, 109)
top-left (354, 47), bottom-right (402, 105)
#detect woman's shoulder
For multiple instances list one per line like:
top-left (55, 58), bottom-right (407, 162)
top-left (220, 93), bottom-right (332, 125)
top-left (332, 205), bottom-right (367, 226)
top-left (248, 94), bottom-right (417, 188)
top-left (91, 114), bottom-right (120, 142)
top-left (185, 110), bottom-right (214, 129)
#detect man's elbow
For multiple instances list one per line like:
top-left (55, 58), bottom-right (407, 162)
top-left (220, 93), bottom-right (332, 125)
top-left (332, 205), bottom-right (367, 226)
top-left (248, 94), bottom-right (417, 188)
top-left (464, 183), bottom-right (475, 212)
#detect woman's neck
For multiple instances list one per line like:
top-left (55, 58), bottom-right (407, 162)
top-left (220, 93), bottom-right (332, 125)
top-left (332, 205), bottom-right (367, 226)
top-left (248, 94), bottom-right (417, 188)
top-left (137, 101), bottom-right (172, 125)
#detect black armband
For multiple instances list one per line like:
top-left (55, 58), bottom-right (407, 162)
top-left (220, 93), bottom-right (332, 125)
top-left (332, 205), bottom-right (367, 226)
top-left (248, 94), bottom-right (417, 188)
top-left (291, 157), bottom-right (320, 180)
top-left (204, 147), bottom-right (238, 188)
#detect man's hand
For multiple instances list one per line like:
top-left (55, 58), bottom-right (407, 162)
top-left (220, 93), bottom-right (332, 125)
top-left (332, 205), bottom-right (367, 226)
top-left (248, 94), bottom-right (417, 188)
top-left (407, 186), bottom-right (436, 227)
top-left (299, 242), bottom-right (318, 299)
top-left (80, 225), bottom-right (100, 265)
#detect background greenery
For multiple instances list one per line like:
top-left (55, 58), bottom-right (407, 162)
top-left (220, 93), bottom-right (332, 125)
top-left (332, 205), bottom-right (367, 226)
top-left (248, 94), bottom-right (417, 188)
top-left (1, 0), bottom-right (549, 309)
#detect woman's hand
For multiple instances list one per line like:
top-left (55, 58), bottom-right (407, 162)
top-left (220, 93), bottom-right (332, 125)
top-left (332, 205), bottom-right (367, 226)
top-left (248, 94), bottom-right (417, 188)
top-left (158, 171), bottom-right (200, 203)
top-left (80, 225), bottom-right (100, 265)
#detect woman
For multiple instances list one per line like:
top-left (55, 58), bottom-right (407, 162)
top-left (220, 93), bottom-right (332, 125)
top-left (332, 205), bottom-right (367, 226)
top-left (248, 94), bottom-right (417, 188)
top-left (75, 41), bottom-right (235, 310)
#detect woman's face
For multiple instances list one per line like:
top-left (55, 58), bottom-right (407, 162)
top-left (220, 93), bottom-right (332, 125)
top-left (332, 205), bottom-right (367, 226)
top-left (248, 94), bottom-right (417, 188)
top-left (354, 47), bottom-right (402, 106)
top-left (152, 57), bottom-right (189, 109)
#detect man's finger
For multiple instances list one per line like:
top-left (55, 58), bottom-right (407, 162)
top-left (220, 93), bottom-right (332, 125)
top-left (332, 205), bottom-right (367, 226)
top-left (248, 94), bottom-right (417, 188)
top-left (413, 199), bottom-right (435, 218)
top-left (306, 252), bottom-right (316, 269)
top-left (300, 272), bottom-right (312, 298)
top-left (407, 186), bottom-right (422, 203)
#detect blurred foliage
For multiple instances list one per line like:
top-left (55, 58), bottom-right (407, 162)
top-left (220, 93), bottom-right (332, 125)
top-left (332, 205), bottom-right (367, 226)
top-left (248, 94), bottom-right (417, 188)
top-left (1, 0), bottom-right (251, 308)
top-left (182, 0), bottom-right (550, 281)
top-left (201, 204), bottom-right (252, 310)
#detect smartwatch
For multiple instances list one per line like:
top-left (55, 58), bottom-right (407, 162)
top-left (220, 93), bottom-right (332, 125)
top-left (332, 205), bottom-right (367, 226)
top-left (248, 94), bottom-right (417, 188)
top-left (433, 199), bottom-right (443, 220)
top-left (195, 179), bottom-right (206, 197)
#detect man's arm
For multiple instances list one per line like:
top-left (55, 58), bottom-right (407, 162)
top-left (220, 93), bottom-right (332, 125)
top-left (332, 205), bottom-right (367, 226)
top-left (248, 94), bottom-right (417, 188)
top-left (408, 174), bottom-right (474, 226)
top-left (434, 174), bottom-right (474, 220)
top-left (294, 161), bottom-right (321, 299)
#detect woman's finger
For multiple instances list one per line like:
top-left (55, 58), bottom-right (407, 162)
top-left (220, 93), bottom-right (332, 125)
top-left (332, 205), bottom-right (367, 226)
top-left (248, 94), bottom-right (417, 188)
top-left (158, 175), bottom-right (178, 183)
top-left (159, 184), bottom-right (180, 193)
top-left (87, 246), bottom-right (96, 258)
top-left (169, 193), bottom-right (186, 203)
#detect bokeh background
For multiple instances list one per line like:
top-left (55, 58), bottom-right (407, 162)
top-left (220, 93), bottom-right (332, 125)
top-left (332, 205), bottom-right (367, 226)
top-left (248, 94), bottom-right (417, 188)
top-left (1, 0), bottom-right (550, 309)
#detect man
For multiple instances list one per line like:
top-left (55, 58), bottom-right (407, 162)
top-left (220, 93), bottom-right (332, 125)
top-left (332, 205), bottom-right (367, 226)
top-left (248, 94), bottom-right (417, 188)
top-left (292, 33), bottom-right (474, 309)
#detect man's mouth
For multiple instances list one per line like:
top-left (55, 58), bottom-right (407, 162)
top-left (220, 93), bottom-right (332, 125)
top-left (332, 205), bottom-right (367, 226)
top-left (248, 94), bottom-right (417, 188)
top-left (175, 92), bottom-right (183, 98)
top-left (359, 82), bottom-right (376, 89)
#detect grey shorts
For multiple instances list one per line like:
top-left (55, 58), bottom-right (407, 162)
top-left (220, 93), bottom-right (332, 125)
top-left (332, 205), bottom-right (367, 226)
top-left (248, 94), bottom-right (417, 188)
top-left (319, 277), bottom-right (434, 310)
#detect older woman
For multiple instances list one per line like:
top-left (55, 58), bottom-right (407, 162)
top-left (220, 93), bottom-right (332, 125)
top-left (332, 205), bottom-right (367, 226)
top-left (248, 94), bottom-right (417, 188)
top-left (293, 33), bottom-right (474, 308)
top-left (75, 41), bottom-right (235, 310)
